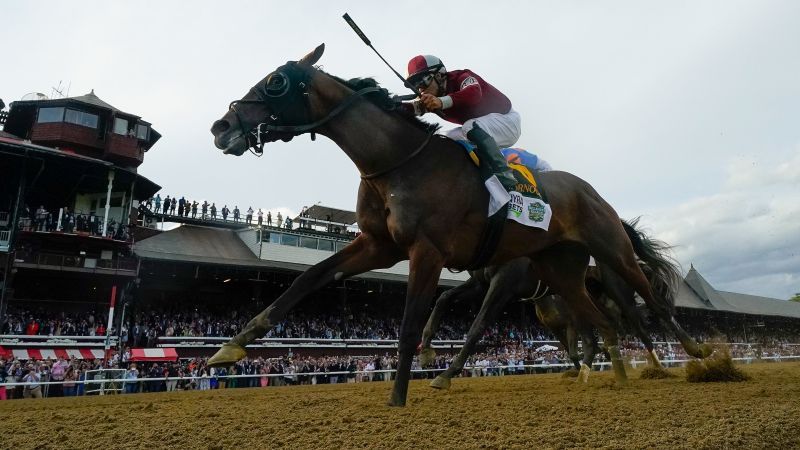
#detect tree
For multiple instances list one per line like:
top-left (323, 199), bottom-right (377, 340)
top-left (791, 293), bottom-right (800, 302)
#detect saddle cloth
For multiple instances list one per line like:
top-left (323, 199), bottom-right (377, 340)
top-left (458, 141), bottom-right (552, 231)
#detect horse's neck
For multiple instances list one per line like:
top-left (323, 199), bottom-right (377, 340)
top-left (311, 74), bottom-right (432, 177)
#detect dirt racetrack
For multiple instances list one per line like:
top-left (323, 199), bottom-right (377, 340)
top-left (3, 362), bottom-right (799, 449)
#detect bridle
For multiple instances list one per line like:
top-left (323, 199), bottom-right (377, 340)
top-left (228, 61), bottom-right (385, 155)
top-left (227, 61), bottom-right (432, 179)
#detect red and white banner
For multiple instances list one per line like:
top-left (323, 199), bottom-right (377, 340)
top-left (130, 348), bottom-right (178, 362)
top-left (8, 348), bottom-right (106, 360)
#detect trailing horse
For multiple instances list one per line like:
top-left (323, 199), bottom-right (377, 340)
top-left (418, 218), bottom-right (680, 389)
top-left (209, 44), bottom-right (709, 406)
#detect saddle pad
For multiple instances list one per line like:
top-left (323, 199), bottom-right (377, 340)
top-left (459, 141), bottom-right (552, 230)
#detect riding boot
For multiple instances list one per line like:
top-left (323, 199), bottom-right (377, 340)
top-left (466, 123), bottom-right (517, 191)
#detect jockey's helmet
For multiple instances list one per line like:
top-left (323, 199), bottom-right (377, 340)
top-left (406, 55), bottom-right (446, 89)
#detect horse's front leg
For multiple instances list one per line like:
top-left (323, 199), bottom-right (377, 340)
top-left (430, 274), bottom-right (513, 390)
top-left (419, 277), bottom-right (484, 368)
top-left (208, 234), bottom-right (402, 367)
top-left (388, 239), bottom-right (444, 407)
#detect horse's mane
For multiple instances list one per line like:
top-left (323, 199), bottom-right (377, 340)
top-left (326, 73), bottom-right (441, 134)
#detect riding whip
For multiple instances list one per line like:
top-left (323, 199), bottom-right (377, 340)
top-left (342, 12), bottom-right (418, 99)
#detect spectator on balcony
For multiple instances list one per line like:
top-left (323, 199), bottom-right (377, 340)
top-left (210, 203), bottom-right (217, 220)
top-left (191, 201), bottom-right (198, 219)
top-left (178, 197), bottom-right (185, 217)
top-left (46, 210), bottom-right (56, 232)
top-left (163, 196), bottom-right (170, 215)
top-left (61, 207), bottom-right (75, 233)
top-left (169, 197), bottom-right (177, 215)
top-left (276, 212), bottom-right (283, 228)
top-left (25, 317), bottom-right (39, 335)
top-left (257, 209), bottom-right (263, 227)
top-left (201, 201), bottom-right (209, 219)
top-left (233, 206), bottom-right (240, 223)
top-left (184, 200), bottom-right (191, 218)
top-left (267, 211), bottom-right (272, 226)
top-left (154, 194), bottom-right (162, 214)
top-left (246, 207), bottom-right (254, 225)
top-left (89, 212), bottom-right (99, 235)
top-left (35, 205), bottom-right (47, 231)
top-left (222, 205), bottom-right (230, 221)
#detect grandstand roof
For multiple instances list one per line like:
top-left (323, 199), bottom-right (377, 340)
top-left (133, 225), bottom-right (465, 286)
top-left (678, 266), bottom-right (800, 319)
top-left (134, 225), bottom-right (272, 268)
top-left (298, 204), bottom-right (357, 225)
top-left (717, 291), bottom-right (800, 319)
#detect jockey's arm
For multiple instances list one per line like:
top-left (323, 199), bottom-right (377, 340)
top-left (443, 75), bottom-right (482, 110)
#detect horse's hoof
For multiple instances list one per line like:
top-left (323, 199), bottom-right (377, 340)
top-left (207, 343), bottom-right (246, 367)
top-left (386, 393), bottom-right (406, 407)
top-left (430, 375), bottom-right (452, 390)
top-left (578, 363), bottom-right (591, 383)
top-left (418, 347), bottom-right (436, 367)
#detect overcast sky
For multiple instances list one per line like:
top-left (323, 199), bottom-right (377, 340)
top-left (4, 1), bottom-right (798, 300)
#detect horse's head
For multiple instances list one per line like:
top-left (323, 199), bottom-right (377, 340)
top-left (210, 44), bottom-right (326, 156)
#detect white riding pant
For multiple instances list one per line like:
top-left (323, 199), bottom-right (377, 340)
top-left (444, 109), bottom-right (521, 148)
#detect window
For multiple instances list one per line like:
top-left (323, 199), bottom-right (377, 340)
top-left (113, 117), bottom-right (129, 135)
top-left (135, 123), bottom-right (149, 140)
top-left (334, 242), bottom-right (348, 252)
top-left (37, 107), bottom-right (65, 123)
top-left (280, 234), bottom-right (299, 247)
top-left (65, 109), bottom-right (98, 128)
top-left (300, 236), bottom-right (318, 249)
top-left (317, 239), bottom-right (333, 252)
top-left (265, 232), bottom-right (282, 244)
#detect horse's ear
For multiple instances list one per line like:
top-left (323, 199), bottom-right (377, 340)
top-left (298, 43), bottom-right (325, 67)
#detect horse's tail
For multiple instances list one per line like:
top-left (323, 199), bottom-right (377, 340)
top-left (621, 217), bottom-right (681, 316)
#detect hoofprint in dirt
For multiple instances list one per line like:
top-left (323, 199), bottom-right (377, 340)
top-left (2, 362), bottom-right (798, 449)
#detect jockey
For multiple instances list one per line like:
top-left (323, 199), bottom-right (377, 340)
top-left (405, 55), bottom-right (519, 191)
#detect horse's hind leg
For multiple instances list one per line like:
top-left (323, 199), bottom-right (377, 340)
top-left (590, 221), bottom-right (711, 359)
top-left (208, 234), bottom-right (402, 367)
top-left (598, 264), bottom-right (663, 368)
top-left (419, 277), bottom-right (485, 368)
top-left (430, 263), bottom-right (525, 390)
top-left (535, 246), bottom-right (628, 385)
top-left (576, 327), bottom-right (597, 383)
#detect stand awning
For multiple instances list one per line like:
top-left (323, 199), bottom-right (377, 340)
top-left (130, 347), bottom-right (178, 362)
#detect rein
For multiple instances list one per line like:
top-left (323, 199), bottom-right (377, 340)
top-left (360, 131), bottom-right (435, 180)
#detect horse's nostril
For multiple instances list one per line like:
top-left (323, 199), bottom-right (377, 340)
top-left (211, 119), bottom-right (230, 135)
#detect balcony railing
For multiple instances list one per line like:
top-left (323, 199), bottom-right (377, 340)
top-left (14, 251), bottom-right (137, 274)
top-left (0, 229), bottom-right (9, 251)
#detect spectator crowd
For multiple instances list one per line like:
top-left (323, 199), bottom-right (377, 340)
top-left (143, 194), bottom-right (291, 230)
top-left (2, 303), bottom-right (799, 401)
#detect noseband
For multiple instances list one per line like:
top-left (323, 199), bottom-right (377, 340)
top-left (228, 61), bottom-right (384, 154)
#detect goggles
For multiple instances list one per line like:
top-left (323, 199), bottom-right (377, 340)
top-left (410, 73), bottom-right (435, 90)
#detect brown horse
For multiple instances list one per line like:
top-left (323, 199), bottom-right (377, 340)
top-left (209, 44), bottom-right (709, 406)
top-left (418, 218), bottom-right (680, 388)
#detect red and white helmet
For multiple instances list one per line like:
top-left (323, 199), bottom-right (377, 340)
top-left (406, 55), bottom-right (446, 87)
